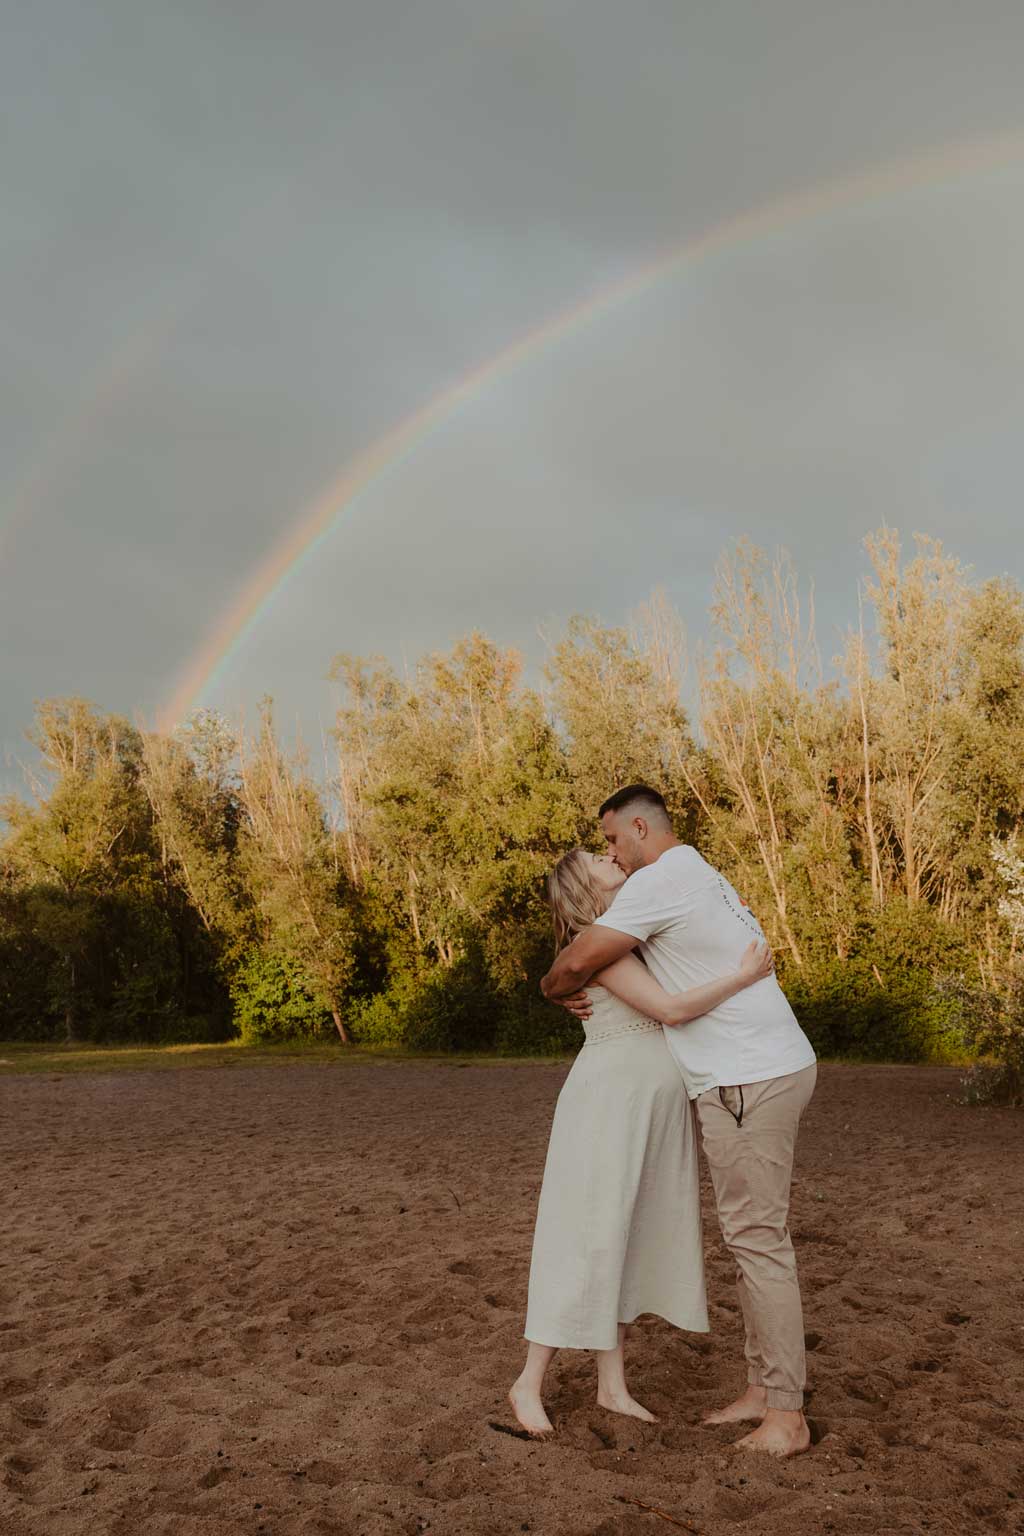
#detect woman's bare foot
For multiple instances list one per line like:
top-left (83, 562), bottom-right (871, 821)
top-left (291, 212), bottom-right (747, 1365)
top-left (596, 1391), bottom-right (658, 1423)
top-left (702, 1384), bottom-right (768, 1425)
top-left (734, 1409), bottom-right (810, 1457)
top-left (508, 1382), bottom-right (554, 1437)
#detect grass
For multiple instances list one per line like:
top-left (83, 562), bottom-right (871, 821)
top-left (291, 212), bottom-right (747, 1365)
top-left (0, 1039), bottom-right (572, 1077)
top-left (0, 1038), bottom-right (975, 1081)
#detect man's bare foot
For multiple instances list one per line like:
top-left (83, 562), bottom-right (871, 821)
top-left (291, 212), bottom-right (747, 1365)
top-left (596, 1391), bottom-right (658, 1423)
top-left (734, 1408), bottom-right (810, 1458)
top-left (508, 1382), bottom-right (554, 1437)
top-left (703, 1384), bottom-right (768, 1425)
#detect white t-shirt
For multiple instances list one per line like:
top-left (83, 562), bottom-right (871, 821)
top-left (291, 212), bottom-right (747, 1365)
top-left (594, 845), bottom-right (816, 1099)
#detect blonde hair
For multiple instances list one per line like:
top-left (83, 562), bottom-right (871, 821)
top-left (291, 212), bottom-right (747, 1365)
top-left (546, 848), bottom-right (610, 950)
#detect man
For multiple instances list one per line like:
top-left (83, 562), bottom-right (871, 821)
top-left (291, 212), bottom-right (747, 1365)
top-left (541, 784), bottom-right (817, 1457)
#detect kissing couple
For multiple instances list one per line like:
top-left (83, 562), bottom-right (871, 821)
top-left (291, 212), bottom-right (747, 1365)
top-left (509, 785), bottom-right (817, 1458)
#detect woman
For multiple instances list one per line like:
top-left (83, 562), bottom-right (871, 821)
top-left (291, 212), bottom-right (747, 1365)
top-left (509, 848), bottom-right (774, 1437)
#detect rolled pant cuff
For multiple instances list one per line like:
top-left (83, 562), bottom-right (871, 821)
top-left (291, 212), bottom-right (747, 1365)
top-left (765, 1389), bottom-right (804, 1411)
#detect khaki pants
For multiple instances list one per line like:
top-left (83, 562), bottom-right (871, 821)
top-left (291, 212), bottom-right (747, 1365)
top-left (696, 1063), bottom-right (817, 1412)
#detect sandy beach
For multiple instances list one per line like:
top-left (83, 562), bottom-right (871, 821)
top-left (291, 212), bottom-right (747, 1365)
top-left (1, 1060), bottom-right (1022, 1535)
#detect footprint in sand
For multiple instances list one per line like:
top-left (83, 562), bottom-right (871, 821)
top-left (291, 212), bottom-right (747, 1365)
top-left (420, 1452), bottom-right (482, 1502)
top-left (713, 1487), bottom-right (773, 1522)
top-left (139, 1423), bottom-right (198, 1459)
top-left (9, 1392), bottom-right (47, 1428)
top-left (287, 1302), bottom-right (318, 1324)
top-left (89, 1426), bottom-right (136, 1454)
top-left (841, 1372), bottom-right (893, 1408)
top-left (0, 1377), bottom-right (36, 1400)
top-left (307, 1345), bottom-right (354, 1367)
top-left (301, 1459), bottom-right (346, 1487)
top-left (104, 1388), bottom-right (153, 1435)
top-left (3, 1451), bottom-right (38, 1496)
top-left (71, 1340), bottom-right (118, 1372)
top-left (197, 1464), bottom-right (233, 1490)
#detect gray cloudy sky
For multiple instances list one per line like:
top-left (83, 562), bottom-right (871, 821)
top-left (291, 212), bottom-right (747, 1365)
top-left (3, 0), bottom-right (1024, 780)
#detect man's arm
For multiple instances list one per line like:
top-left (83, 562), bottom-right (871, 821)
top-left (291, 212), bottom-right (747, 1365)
top-left (540, 924), bottom-right (638, 999)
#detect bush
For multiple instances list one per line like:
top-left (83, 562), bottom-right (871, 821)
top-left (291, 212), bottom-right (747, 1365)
top-left (937, 970), bottom-right (1024, 1106)
top-left (348, 961), bottom-right (484, 1052)
top-left (786, 959), bottom-right (962, 1061)
top-left (492, 989), bottom-right (579, 1056)
top-left (348, 958), bottom-right (579, 1056)
top-left (958, 1062), bottom-right (1022, 1108)
top-left (101, 899), bottom-right (185, 1042)
top-left (347, 977), bottom-right (417, 1047)
top-left (0, 884), bottom-right (231, 1044)
top-left (229, 950), bottom-right (332, 1043)
top-left (782, 899), bottom-right (970, 1061)
top-left (0, 931), bottom-right (56, 1040)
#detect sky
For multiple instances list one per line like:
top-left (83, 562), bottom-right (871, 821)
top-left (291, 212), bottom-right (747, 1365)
top-left (3, 0), bottom-right (1024, 785)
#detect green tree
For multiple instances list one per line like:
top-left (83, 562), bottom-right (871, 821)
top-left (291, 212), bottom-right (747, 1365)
top-left (1, 700), bottom-right (163, 1039)
top-left (333, 634), bottom-right (578, 1048)
top-left (945, 579), bottom-right (1024, 972)
top-left (939, 835), bottom-right (1024, 1104)
top-left (858, 529), bottom-right (967, 911)
top-left (140, 710), bottom-right (252, 968)
top-left (237, 703), bottom-right (356, 1042)
top-left (545, 593), bottom-right (697, 834)
top-left (693, 543), bottom-right (859, 966)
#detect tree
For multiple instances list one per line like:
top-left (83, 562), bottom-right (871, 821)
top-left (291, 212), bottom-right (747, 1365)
top-left (335, 635), bottom-right (577, 979)
top-left (938, 835), bottom-right (1024, 1105)
top-left (140, 710), bottom-right (251, 965)
top-left (859, 529), bottom-right (966, 911)
top-left (992, 835), bottom-right (1024, 952)
top-left (545, 597), bottom-right (697, 835)
top-left (694, 543), bottom-right (858, 965)
top-left (1, 700), bottom-right (158, 1039)
top-left (237, 703), bottom-right (356, 1042)
top-left (945, 579), bottom-right (1024, 975)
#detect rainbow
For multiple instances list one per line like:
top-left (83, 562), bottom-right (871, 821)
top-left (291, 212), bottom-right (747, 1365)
top-left (158, 128), bottom-right (1024, 731)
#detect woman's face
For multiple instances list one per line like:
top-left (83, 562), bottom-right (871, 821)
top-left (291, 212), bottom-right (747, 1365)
top-left (586, 850), bottom-right (627, 896)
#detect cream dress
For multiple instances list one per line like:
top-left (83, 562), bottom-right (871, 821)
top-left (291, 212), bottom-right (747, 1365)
top-left (524, 984), bottom-right (709, 1351)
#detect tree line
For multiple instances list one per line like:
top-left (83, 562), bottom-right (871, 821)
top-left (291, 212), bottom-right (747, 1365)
top-left (2, 529), bottom-right (1023, 1093)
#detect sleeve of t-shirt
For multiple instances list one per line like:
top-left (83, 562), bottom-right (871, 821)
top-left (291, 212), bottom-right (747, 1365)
top-left (593, 866), bottom-right (685, 943)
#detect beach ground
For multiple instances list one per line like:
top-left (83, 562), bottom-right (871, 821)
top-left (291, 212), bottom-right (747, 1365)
top-left (1, 1057), bottom-right (1021, 1536)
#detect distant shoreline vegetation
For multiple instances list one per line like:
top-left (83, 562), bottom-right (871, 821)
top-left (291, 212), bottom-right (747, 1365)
top-left (2, 530), bottom-right (1023, 1102)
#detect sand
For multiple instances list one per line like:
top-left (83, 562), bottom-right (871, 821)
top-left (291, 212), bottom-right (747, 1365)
top-left (1, 1060), bottom-right (1022, 1536)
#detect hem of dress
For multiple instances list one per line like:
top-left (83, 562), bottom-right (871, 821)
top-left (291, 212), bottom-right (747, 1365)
top-left (525, 1302), bottom-right (710, 1352)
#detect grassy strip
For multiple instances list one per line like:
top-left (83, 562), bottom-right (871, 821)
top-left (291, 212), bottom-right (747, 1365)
top-left (0, 1039), bottom-right (971, 1080)
top-left (0, 1040), bottom-right (571, 1077)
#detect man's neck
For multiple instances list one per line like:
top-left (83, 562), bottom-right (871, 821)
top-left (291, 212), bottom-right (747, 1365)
top-left (639, 834), bottom-right (680, 868)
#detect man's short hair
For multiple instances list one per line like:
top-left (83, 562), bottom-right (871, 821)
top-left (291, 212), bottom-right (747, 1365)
top-left (598, 784), bottom-right (671, 825)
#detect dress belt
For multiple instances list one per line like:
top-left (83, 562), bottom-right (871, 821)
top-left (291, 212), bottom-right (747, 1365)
top-left (584, 1019), bottom-right (661, 1045)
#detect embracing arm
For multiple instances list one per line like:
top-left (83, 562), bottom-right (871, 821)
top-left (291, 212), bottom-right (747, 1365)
top-left (595, 943), bottom-right (773, 1026)
top-left (540, 924), bottom-right (638, 999)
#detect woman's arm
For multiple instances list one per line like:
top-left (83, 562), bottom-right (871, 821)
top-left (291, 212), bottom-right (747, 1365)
top-left (594, 942), bottom-right (773, 1027)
